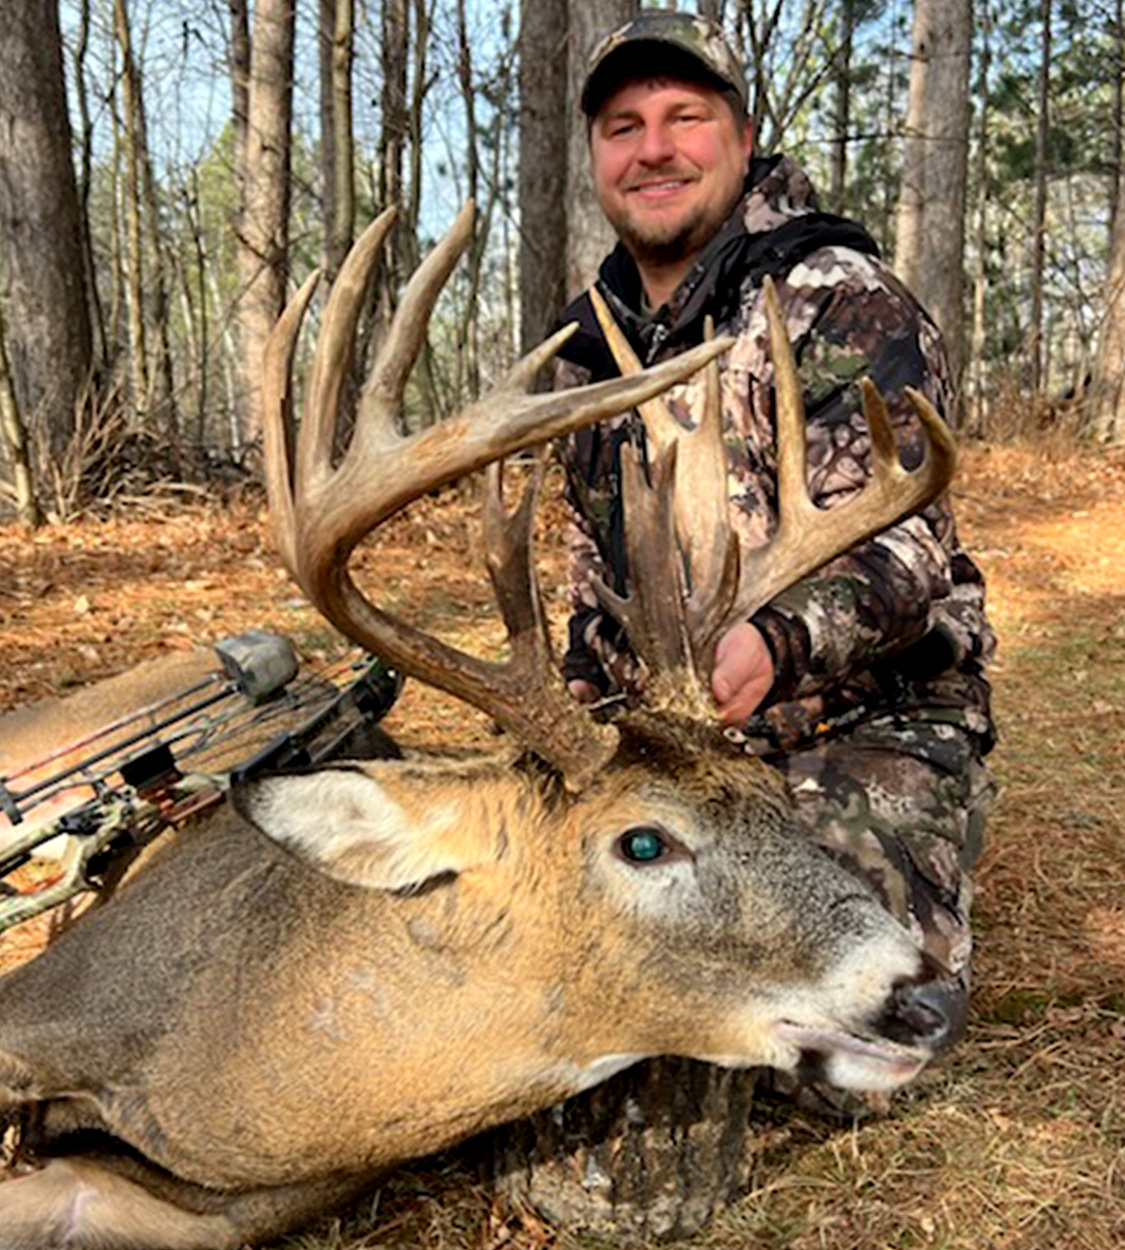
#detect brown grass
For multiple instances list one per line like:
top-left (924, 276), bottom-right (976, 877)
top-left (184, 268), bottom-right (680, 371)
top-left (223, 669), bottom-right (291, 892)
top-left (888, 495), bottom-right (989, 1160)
top-left (2, 441), bottom-right (1124, 1249)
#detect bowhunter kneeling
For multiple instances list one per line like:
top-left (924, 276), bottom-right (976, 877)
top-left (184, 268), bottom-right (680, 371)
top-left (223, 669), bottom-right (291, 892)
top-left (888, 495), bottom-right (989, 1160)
top-left (556, 11), bottom-right (996, 1113)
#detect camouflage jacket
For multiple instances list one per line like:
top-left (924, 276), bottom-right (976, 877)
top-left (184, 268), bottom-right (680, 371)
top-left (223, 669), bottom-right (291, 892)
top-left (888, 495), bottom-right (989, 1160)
top-left (556, 154), bottom-right (996, 755)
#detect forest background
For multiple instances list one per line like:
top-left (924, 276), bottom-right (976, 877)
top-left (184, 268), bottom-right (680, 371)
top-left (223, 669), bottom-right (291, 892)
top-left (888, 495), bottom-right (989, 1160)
top-left (2, 0), bottom-right (1125, 527)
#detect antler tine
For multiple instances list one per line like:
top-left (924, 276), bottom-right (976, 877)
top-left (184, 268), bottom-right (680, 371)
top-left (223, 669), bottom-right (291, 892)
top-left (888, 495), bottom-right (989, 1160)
top-left (476, 451), bottom-right (624, 784)
top-left (262, 267), bottom-right (322, 575)
top-left (588, 294), bottom-right (738, 704)
top-left (588, 291), bottom-right (732, 603)
top-left (262, 205), bottom-right (733, 787)
top-left (588, 287), bottom-right (681, 459)
top-left (356, 202), bottom-right (475, 434)
top-left (299, 206), bottom-right (398, 488)
top-left (482, 452), bottom-right (555, 673)
top-left (726, 276), bottom-right (958, 625)
top-left (591, 441), bottom-right (716, 713)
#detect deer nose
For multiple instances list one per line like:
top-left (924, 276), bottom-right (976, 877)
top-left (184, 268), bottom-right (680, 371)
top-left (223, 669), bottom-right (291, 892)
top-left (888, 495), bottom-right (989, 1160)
top-left (879, 974), bottom-right (967, 1053)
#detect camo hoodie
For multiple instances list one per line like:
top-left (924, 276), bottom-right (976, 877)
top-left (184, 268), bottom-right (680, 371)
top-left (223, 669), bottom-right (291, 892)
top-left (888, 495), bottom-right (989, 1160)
top-left (556, 154), bottom-right (996, 754)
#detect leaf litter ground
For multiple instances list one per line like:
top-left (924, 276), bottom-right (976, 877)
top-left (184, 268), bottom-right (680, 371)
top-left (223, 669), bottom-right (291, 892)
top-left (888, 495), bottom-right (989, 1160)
top-left (0, 444), bottom-right (1123, 1250)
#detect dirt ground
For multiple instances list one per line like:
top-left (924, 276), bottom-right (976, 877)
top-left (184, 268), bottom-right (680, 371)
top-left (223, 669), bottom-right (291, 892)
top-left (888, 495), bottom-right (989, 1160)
top-left (1, 440), bottom-right (1123, 1249)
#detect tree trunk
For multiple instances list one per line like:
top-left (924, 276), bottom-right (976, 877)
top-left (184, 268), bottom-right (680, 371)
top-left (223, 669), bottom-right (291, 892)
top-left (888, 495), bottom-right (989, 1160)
top-left (133, 39), bottom-right (181, 464)
top-left (319, 0), bottom-right (338, 277)
top-left (894, 0), bottom-right (929, 296)
top-left (107, 61), bottom-right (126, 361)
top-left (918, 0), bottom-right (971, 394)
top-left (487, 1059), bottom-right (759, 1241)
top-left (0, 303), bottom-right (40, 527)
top-left (565, 0), bottom-right (638, 297)
top-left (182, 168), bottom-right (210, 455)
top-left (72, 0), bottom-right (108, 373)
top-left (235, 0), bottom-right (295, 445)
top-left (367, 0), bottom-right (442, 430)
top-left (455, 0), bottom-right (482, 400)
top-left (319, 0), bottom-right (355, 284)
top-left (1086, 154), bottom-right (1125, 445)
top-left (893, 0), bottom-right (971, 404)
top-left (0, 0), bottom-right (93, 461)
top-left (378, 0), bottom-right (409, 290)
top-left (228, 0), bottom-right (251, 199)
top-left (518, 0), bottom-right (568, 355)
top-left (406, 0), bottom-right (429, 260)
top-left (829, 1), bottom-right (857, 215)
top-left (969, 0), bottom-right (992, 433)
top-left (1030, 0), bottom-right (1053, 394)
top-left (114, 0), bottom-right (150, 425)
top-left (1110, 0), bottom-right (1123, 246)
top-left (207, 266), bottom-right (243, 453)
top-left (455, 1), bottom-right (514, 401)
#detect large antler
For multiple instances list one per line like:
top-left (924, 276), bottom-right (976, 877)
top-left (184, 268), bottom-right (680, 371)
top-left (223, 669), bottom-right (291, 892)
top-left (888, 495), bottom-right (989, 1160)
top-left (261, 204), bottom-right (731, 786)
top-left (589, 276), bottom-right (957, 708)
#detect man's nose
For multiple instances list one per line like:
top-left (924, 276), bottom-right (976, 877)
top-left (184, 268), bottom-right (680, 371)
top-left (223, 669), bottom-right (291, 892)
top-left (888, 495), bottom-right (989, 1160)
top-left (637, 123), bottom-right (677, 165)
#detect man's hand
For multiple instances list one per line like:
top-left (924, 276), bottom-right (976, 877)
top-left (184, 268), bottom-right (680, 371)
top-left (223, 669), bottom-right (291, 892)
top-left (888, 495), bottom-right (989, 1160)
top-left (712, 622), bottom-right (774, 726)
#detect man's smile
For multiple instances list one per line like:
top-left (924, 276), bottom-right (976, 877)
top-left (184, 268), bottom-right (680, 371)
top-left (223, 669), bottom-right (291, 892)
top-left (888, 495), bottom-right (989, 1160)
top-left (628, 177), bottom-right (696, 200)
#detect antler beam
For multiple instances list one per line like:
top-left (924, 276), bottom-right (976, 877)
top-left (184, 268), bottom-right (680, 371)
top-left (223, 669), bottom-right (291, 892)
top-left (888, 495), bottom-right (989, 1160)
top-left (261, 204), bottom-right (732, 786)
top-left (728, 278), bottom-right (957, 627)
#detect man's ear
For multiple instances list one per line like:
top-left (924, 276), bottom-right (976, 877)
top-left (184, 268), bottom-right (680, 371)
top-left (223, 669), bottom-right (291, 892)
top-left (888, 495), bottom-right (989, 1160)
top-left (740, 118), bottom-right (754, 165)
top-left (234, 768), bottom-right (482, 893)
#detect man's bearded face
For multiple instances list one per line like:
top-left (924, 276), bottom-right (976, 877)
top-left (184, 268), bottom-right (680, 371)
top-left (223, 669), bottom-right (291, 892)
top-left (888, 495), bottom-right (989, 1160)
top-left (590, 75), bottom-right (753, 281)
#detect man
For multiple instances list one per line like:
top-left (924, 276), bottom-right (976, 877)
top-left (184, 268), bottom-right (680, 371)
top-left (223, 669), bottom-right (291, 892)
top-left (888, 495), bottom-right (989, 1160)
top-left (556, 10), bottom-right (995, 1107)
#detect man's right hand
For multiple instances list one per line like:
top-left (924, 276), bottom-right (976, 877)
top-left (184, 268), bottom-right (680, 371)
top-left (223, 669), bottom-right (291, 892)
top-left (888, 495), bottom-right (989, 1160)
top-left (712, 622), bottom-right (775, 726)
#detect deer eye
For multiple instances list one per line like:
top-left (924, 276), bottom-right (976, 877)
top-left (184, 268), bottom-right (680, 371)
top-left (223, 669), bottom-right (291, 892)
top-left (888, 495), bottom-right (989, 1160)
top-left (617, 827), bottom-right (671, 864)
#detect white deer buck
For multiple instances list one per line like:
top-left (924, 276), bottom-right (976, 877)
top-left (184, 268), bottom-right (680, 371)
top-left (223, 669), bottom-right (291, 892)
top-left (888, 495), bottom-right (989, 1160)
top-left (0, 204), bottom-right (958, 1250)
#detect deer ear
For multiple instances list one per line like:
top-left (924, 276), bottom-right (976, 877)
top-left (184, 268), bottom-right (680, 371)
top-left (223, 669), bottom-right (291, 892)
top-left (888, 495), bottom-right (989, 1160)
top-left (234, 768), bottom-right (470, 893)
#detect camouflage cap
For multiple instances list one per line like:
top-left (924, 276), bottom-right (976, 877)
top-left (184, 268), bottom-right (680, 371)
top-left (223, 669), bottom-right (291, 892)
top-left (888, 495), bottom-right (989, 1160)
top-left (581, 11), bottom-right (748, 118)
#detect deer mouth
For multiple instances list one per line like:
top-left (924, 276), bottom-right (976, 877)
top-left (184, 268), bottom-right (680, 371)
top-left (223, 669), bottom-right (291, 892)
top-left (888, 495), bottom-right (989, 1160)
top-left (773, 1020), bottom-right (930, 1088)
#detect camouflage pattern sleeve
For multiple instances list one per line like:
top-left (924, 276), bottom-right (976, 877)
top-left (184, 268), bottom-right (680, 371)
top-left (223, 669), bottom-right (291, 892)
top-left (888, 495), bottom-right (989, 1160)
top-left (729, 247), bottom-right (989, 707)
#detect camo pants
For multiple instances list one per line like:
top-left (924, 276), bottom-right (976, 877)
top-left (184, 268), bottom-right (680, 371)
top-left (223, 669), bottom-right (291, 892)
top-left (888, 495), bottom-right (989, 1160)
top-left (760, 715), bottom-right (995, 982)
